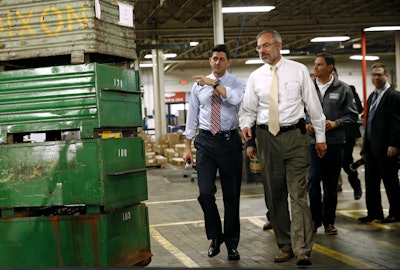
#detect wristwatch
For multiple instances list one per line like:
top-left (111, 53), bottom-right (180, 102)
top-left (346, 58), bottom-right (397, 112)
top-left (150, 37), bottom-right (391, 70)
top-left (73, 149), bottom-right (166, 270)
top-left (213, 80), bottom-right (220, 89)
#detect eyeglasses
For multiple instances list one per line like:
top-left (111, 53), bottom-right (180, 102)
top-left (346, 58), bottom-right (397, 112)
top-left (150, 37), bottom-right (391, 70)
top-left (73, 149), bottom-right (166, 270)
top-left (371, 73), bottom-right (385, 77)
top-left (255, 42), bottom-right (278, 52)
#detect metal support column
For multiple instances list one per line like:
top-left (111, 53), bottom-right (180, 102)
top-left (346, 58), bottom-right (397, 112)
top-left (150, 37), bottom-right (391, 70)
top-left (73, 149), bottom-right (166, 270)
top-left (212, 0), bottom-right (224, 45)
top-left (152, 47), bottom-right (167, 141)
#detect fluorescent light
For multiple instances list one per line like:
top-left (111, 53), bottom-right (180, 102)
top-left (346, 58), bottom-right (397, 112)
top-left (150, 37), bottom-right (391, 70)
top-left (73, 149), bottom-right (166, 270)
top-left (144, 53), bottom-right (177, 59)
top-left (280, 49), bottom-right (290, 55)
top-left (349, 55), bottom-right (380, 61)
top-left (222, 6), bottom-right (275, 13)
top-left (245, 59), bottom-right (263, 64)
top-left (139, 64), bottom-right (153, 67)
top-left (164, 53), bottom-right (177, 58)
top-left (364, 26), bottom-right (400, 31)
top-left (190, 41), bottom-right (199, 46)
top-left (311, 36), bottom-right (350, 42)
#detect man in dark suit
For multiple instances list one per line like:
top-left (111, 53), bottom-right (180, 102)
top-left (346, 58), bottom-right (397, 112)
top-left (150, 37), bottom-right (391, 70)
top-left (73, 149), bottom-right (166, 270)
top-left (342, 85), bottom-right (363, 200)
top-left (358, 62), bottom-right (400, 223)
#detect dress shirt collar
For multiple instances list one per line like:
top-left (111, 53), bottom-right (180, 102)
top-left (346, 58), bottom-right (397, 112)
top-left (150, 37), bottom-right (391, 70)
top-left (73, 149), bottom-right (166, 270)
top-left (316, 75), bottom-right (334, 88)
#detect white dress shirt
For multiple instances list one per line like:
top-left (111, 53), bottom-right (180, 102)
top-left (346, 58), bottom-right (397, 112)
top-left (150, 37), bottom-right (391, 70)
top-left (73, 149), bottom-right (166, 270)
top-left (239, 57), bottom-right (326, 143)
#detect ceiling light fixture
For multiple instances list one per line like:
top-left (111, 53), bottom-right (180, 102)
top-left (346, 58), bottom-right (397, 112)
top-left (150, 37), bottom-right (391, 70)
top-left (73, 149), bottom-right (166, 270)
top-left (349, 55), bottom-right (380, 61)
top-left (139, 63), bottom-right (154, 68)
top-left (144, 53), bottom-right (177, 59)
top-left (311, 36), bottom-right (350, 42)
top-left (245, 59), bottom-right (263, 64)
top-left (364, 26), bottom-right (400, 32)
top-left (190, 42), bottom-right (199, 46)
top-left (222, 6), bottom-right (275, 13)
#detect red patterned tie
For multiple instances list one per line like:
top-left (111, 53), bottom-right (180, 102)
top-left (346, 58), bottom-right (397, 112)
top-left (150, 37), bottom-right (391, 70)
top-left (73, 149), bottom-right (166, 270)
top-left (210, 89), bottom-right (221, 135)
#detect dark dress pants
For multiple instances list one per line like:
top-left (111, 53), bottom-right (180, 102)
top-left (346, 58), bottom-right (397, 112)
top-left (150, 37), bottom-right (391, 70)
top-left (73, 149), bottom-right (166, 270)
top-left (342, 140), bottom-right (361, 191)
top-left (195, 131), bottom-right (242, 249)
top-left (308, 144), bottom-right (343, 227)
top-left (364, 153), bottom-right (400, 219)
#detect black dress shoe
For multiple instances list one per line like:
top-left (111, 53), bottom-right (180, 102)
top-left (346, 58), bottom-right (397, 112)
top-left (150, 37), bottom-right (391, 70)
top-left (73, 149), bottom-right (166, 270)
top-left (378, 215), bottom-right (400, 223)
top-left (354, 187), bottom-right (362, 200)
top-left (358, 215), bottom-right (383, 222)
top-left (227, 248), bottom-right (240, 260)
top-left (263, 222), bottom-right (273, 230)
top-left (208, 238), bottom-right (223, 257)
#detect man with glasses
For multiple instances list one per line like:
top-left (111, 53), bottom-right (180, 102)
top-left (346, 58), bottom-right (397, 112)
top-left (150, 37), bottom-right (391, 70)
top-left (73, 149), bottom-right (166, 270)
top-left (239, 29), bottom-right (327, 266)
top-left (358, 62), bottom-right (400, 224)
top-left (183, 44), bottom-right (246, 260)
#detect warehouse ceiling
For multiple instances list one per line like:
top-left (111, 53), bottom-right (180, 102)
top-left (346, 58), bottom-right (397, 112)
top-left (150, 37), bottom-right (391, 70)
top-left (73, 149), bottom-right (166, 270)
top-left (133, 0), bottom-right (400, 70)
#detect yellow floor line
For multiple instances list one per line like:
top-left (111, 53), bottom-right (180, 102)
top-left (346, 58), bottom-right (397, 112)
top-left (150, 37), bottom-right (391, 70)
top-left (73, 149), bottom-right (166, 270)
top-left (146, 193), bottom-right (264, 205)
top-left (338, 210), bottom-right (400, 232)
top-left (150, 215), bottom-right (265, 227)
top-left (312, 243), bottom-right (375, 269)
top-left (150, 227), bottom-right (200, 268)
top-left (246, 217), bottom-right (376, 269)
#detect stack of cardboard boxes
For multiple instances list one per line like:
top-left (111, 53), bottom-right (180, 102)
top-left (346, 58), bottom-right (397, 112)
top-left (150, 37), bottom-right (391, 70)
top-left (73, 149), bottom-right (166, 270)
top-left (139, 130), bottom-right (196, 168)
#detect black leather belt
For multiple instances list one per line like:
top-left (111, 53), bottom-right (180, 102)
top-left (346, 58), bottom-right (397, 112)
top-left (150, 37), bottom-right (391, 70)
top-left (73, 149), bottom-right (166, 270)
top-left (200, 129), bottom-right (238, 136)
top-left (258, 121), bottom-right (301, 134)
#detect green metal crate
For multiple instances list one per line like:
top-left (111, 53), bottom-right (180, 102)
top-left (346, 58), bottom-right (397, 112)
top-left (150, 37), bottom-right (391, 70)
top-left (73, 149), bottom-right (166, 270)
top-left (0, 63), bottom-right (142, 143)
top-left (0, 203), bottom-right (152, 267)
top-left (0, 137), bottom-right (147, 211)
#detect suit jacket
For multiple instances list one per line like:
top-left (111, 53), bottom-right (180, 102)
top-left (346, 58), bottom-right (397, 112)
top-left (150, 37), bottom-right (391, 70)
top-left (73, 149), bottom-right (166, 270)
top-left (345, 85), bottom-right (363, 142)
top-left (362, 86), bottom-right (400, 157)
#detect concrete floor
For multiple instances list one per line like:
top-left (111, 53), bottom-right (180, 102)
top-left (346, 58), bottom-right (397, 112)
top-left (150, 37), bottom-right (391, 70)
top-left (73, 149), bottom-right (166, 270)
top-left (144, 145), bottom-right (400, 269)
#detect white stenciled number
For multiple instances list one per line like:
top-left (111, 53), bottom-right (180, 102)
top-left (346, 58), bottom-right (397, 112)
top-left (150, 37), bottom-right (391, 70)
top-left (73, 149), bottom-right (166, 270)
top-left (122, 211), bottom-right (131, 221)
top-left (114, 78), bottom-right (123, 88)
top-left (118, 148), bottom-right (128, 157)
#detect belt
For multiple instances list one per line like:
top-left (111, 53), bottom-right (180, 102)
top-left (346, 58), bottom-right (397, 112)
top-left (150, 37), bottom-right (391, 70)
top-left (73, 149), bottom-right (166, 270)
top-left (257, 121), bottom-right (301, 134)
top-left (199, 129), bottom-right (238, 136)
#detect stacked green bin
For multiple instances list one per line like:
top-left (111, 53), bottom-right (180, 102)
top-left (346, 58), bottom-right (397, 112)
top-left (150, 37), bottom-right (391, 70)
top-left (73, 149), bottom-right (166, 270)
top-left (0, 63), bottom-right (152, 267)
top-left (0, 63), bottom-right (142, 142)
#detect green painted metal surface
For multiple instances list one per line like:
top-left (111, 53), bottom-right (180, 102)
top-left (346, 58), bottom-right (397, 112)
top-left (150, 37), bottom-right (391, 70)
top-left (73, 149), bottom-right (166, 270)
top-left (0, 137), bottom-right (147, 210)
top-left (0, 203), bottom-right (152, 267)
top-left (0, 63), bottom-right (142, 143)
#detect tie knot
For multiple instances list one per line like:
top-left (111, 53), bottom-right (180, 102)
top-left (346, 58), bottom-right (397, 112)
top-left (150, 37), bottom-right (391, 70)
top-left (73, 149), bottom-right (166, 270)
top-left (270, 65), bottom-right (277, 72)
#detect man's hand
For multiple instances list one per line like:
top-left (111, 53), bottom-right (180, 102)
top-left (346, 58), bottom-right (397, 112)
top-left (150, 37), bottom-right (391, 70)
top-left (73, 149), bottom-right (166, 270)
top-left (241, 127), bottom-right (252, 141)
top-left (315, 142), bottom-right (327, 158)
top-left (306, 123), bottom-right (315, 135)
top-left (246, 146), bottom-right (257, 159)
top-left (193, 75), bottom-right (214, 86)
top-left (325, 120), bottom-right (339, 131)
top-left (387, 146), bottom-right (398, 158)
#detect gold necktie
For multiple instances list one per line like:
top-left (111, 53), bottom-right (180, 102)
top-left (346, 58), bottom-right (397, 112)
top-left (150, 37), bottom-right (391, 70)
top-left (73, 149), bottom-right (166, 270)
top-left (269, 65), bottom-right (280, 136)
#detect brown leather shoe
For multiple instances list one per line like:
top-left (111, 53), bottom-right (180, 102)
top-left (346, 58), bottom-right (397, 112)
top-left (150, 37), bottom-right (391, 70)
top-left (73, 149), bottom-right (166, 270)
top-left (274, 249), bottom-right (294, 262)
top-left (325, 224), bottom-right (338, 235)
top-left (296, 253), bottom-right (312, 266)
